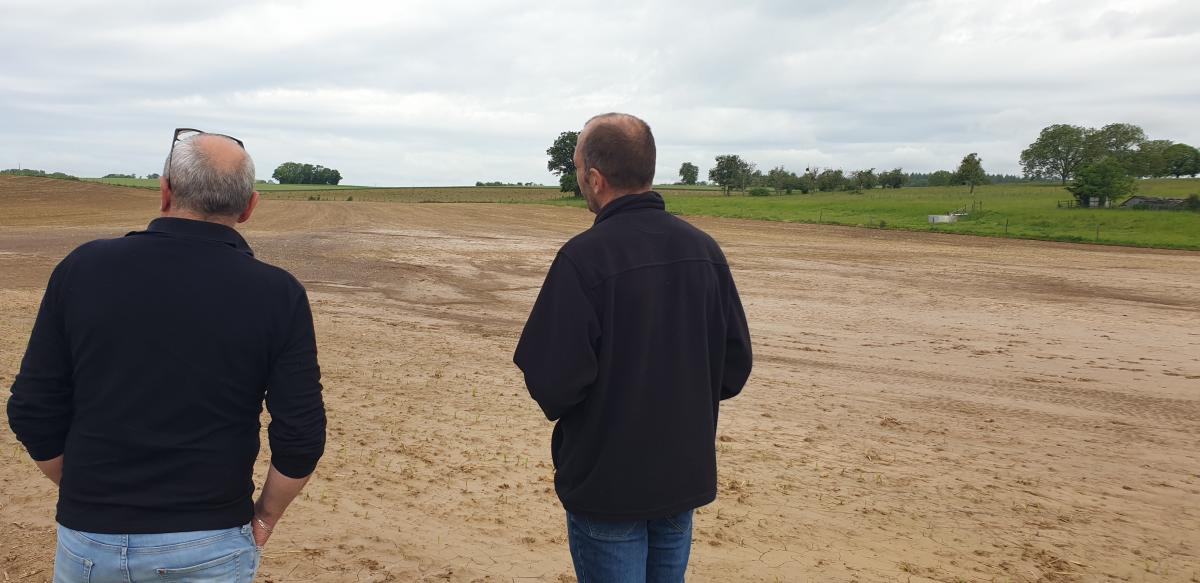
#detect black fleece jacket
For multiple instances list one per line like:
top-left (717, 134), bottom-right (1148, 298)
top-left (514, 192), bottom-right (752, 521)
top-left (7, 217), bottom-right (326, 534)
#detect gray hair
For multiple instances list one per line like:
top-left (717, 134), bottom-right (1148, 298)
top-left (162, 134), bottom-right (256, 216)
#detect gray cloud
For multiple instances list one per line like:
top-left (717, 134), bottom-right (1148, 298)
top-left (1, 0), bottom-right (1198, 185)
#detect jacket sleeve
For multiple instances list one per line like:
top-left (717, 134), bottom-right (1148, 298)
top-left (513, 253), bottom-right (600, 421)
top-left (720, 272), bottom-right (752, 400)
top-left (7, 260), bottom-right (74, 461)
top-left (265, 289), bottom-right (327, 478)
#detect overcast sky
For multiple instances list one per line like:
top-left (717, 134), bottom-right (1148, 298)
top-left (2, 0), bottom-right (1198, 186)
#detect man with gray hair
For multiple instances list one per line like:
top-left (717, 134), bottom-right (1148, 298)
top-left (7, 129), bottom-right (326, 582)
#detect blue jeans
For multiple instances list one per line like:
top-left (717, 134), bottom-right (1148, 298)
top-left (567, 510), bottom-right (694, 583)
top-left (54, 523), bottom-right (260, 583)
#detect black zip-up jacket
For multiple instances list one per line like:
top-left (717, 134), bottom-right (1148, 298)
top-left (7, 217), bottom-right (326, 534)
top-left (514, 192), bottom-right (752, 521)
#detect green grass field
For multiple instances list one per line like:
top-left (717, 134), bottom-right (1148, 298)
top-left (548, 179), bottom-right (1200, 250)
top-left (85, 175), bottom-right (1199, 250)
top-left (653, 184), bottom-right (727, 196)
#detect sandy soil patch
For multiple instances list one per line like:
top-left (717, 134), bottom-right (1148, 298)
top-left (2, 177), bottom-right (1198, 582)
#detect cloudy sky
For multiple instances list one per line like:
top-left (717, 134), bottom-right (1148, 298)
top-left (2, 0), bottom-right (1198, 186)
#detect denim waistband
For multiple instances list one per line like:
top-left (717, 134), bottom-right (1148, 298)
top-left (59, 523), bottom-right (252, 552)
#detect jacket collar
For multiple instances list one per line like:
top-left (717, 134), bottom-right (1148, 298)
top-left (130, 217), bottom-right (255, 257)
top-left (594, 191), bottom-right (665, 225)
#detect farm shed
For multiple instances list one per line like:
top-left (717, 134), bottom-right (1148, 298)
top-left (1120, 196), bottom-right (1187, 210)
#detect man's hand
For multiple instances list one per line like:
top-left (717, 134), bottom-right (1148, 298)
top-left (35, 455), bottom-right (64, 486)
top-left (251, 512), bottom-right (276, 548)
top-left (251, 464), bottom-right (313, 549)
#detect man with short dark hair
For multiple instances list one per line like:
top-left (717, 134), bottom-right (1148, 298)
top-left (7, 129), bottom-right (326, 582)
top-left (515, 113), bottom-right (753, 582)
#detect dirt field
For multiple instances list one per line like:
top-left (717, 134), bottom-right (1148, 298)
top-left (1, 176), bottom-right (1198, 582)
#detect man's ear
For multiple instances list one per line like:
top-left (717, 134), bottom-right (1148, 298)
top-left (237, 191), bottom-right (260, 224)
top-left (586, 168), bottom-right (605, 193)
top-left (159, 176), bottom-right (171, 213)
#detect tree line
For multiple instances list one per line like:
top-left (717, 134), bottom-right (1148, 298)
top-left (1021, 123), bottom-right (1199, 183)
top-left (547, 121), bottom-right (1199, 201)
top-left (907, 172), bottom-right (1025, 187)
top-left (1018, 123), bottom-right (1200, 206)
top-left (2, 168), bottom-right (80, 181)
top-left (692, 153), bottom-right (989, 195)
top-left (475, 180), bottom-right (542, 187)
top-left (548, 130), bottom-right (995, 197)
top-left (272, 162), bottom-right (343, 185)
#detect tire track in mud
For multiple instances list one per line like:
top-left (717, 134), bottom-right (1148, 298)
top-left (762, 352), bottom-right (1200, 427)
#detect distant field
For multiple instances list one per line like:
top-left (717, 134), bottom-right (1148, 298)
top-left (548, 179), bottom-right (1200, 250)
top-left (270, 185), bottom-right (735, 203)
top-left (87, 177), bottom-right (370, 191)
top-left (264, 186), bottom-right (570, 203)
top-left (90, 177), bottom-right (730, 197)
top-left (76, 176), bottom-right (1200, 249)
top-left (86, 177), bottom-right (570, 201)
top-left (653, 184), bottom-right (727, 196)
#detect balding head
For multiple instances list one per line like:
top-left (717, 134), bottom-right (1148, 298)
top-left (163, 133), bottom-right (256, 218)
top-left (576, 113), bottom-right (656, 193)
top-left (193, 134), bottom-right (248, 174)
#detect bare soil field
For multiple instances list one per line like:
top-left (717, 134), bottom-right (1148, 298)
top-left (2, 176), bottom-right (1198, 582)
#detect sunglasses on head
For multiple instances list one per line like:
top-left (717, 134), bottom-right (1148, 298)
top-left (165, 128), bottom-right (245, 189)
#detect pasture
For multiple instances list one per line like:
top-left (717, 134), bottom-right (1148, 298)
top-left (89, 176), bottom-right (1200, 250)
top-left (1, 176), bottom-right (1198, 582)
top-left (550, 179), bottom-right (1200, 250)
top-left (89, 177), bottom-right (1200, 249)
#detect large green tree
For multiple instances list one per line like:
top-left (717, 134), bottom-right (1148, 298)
top-left (927, 170), bottom-right (956, 187)
top-left (797, 169), bottom-right (816, 194)
top-left (766, 166), bottom-right (794, 194)
top-left (316, 167), bottom-right (342, 185)
top-left (1086, 123), bottom-right (1146, 171)
top-left (678, 162), bottom-right (699, 185)
top-left (767, 166), bottom-right (811, 194)
top-left (879, 168), bottom-right (908, 189)
top-left (1163, 143), bottom-right (1200, 178)
top-left (747, 167), bottom-right (766, 187)
top-left (1128, 140), bottom-right (1174, 178)
top-left (955, 153), bottom-right (988, 194)
top-left (272, 162), bottom-right (342, 185)
top-left (1067, 158), bottom-right (1136, 206)
top-left (558, 173), bottom-right (579, 195)
top-left (708, 155), bottom-right (753, 195)
top-left (850, 168), bottom-right (877, 192)
top-left (547, 131), bottom-right (579, 196)
top-left (1020, 124), bottom-right (1091, 184)
top-left (272, 162), bottom-right (302, 184)
top-left (816, 169), bottom-right (847, 192)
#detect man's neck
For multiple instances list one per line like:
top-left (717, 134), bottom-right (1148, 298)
top-left (161, 210), bottom-right (238, 229)
top-left (595, 187), bottom-right (653, 212)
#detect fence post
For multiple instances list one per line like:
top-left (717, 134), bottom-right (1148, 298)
top-left (1004, 218), bottom-right (1009, 236)
top-left (1095, 224), bottom-right (1100, 242)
